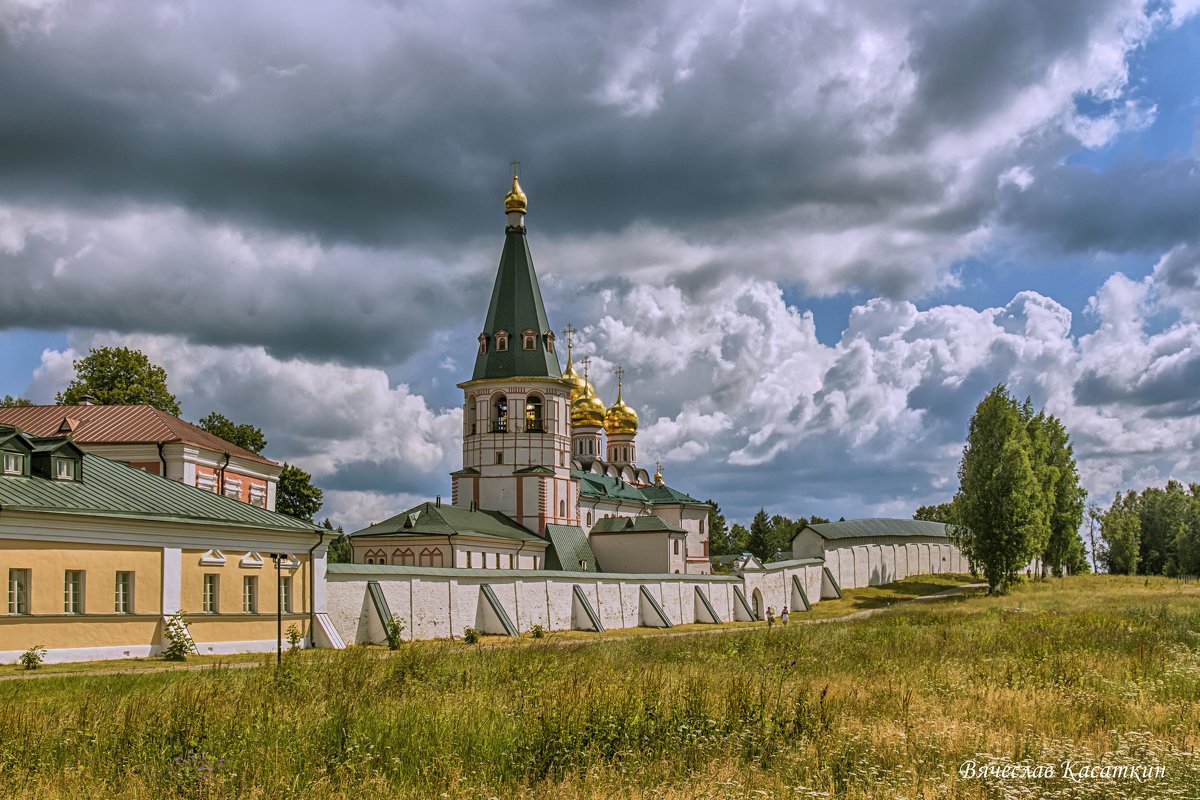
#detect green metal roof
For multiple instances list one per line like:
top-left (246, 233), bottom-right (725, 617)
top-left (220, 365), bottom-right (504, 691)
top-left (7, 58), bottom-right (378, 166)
top-left (574, 470), bottom-right (708, 508)
top-left (544, 524), bottom-right (598, 571)
top-left (640, 484), bottom-right (706, 506)
top-left (575, 471), bottom-right (647, 503)
top-left (471, 227), bottom-right (561, 381)
top-left (797, 518), bottom-right (950, 542)
top-left (351, 501), bottom-right (542, 543)
top-left (589, 514), bottom-right (685, 534)
top-left (0, 450), bottom-right (316, 533)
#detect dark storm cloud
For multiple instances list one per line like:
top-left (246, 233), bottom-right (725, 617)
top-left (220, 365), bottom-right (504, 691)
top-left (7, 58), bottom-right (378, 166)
top-left (998, 158), bottom-right (1200, 254)
top-left (0, 221), bottom-right (486, 365)
top-left (899, 0), bottom-right (1114, 140)
top-left (0, 0), bottom-right (1090, 247)
top-left (1074, 352), bottom-right (1200, 410)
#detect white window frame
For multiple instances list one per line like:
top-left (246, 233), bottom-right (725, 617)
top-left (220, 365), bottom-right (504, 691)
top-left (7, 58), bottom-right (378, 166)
top-left (8, 569), bottom-right (30, 615)
top-left (279, 576), bottom-right (293, 613)
top-left (2, 452), bottom-right (23, 475)
top-left (242, 576), bottom-right (258, 614)
top-left (55, 458), bottom-right (77, 480)
top-left (203, 574), bottom-right (219, 613)
top-left (115, 571), bottom-right (134, 614)
top-left (64, 570), bottom-right (85, 614)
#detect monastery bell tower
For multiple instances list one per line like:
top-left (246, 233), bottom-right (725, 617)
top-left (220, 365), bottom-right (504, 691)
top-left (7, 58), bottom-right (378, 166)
top-left (453, 168), bottom-right (577, 535)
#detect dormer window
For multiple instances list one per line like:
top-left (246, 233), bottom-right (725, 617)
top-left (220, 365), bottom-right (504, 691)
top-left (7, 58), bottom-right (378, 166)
top-left (522, 329), bottom-right (537, 350)
top-left (2, 452), bottom-right (23, 475)
top-left (54, 458), bottom-right (77, 481)
top-left (478, 334), bottom-right (488, 355)
top-left (544, 330), bottom-right (556, 352)
top-left (495, 331), bottom-right (510, 352)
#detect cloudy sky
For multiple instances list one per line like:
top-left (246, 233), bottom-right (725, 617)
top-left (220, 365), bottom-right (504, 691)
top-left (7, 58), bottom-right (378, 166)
top-left (2, 0), bottom-right (1199, 531)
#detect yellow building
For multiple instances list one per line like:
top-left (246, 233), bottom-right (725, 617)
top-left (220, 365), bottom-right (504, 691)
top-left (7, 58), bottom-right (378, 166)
top-left (0, 424), bottom-right (339, 664)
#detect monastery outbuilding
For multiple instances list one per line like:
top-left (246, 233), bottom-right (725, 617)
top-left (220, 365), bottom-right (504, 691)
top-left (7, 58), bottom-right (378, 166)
top-left (0, 424), bottom-right (341, 663)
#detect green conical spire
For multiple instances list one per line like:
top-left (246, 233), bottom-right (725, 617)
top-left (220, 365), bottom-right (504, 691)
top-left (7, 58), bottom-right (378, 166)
top-left (472, 179), bottom-right (561, 381)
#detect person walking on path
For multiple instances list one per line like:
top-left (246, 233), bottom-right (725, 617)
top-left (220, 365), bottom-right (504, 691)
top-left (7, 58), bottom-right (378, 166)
top-left (781, 606), bottom-right (789, 626)
top-left (766, 606), bottom-right (775, 629)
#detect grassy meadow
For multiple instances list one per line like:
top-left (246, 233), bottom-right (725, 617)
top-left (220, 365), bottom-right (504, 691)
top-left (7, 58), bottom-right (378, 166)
top-left (0, 575), bottom-right (1197, 798)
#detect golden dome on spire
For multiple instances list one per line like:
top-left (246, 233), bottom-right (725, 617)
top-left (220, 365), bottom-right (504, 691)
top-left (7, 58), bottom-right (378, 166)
top-left (562, 353), bottom-right (588, 402)
top-left (604, 378), bottom-right (639, 435)
top-left (504, 173), bottom-right (527, 215)
top-left (571, 381), bottom-right (607, 428)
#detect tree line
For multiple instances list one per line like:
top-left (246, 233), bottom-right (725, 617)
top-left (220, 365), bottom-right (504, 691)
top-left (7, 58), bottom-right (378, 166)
top-left (3, 347), bottom-right (344, 554)
top-left (918, 385), bottom-right (1089, 592)
top-left (706, 503), bottom-right (836, 563)
top-left (1096, 480), bottom-right (1200, 576)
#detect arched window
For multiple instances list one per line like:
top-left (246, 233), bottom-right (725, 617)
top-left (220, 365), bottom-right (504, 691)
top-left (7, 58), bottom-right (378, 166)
top-left (522, 329), bottom-right (537, 350)
top-left (496, 331), bottom-right (510, 351)
top-left (493, 394), bottom-right (508, 432)
top-left (699, 518), bottom-right (705, 535)
top-left (525, 394), bottom-right (543, 432)
top-left (478, 334), bottom-right (488, 355)
top-left (544, 331), bottom-right (555, 352)
top-left (559, 499), bottom-right (565, 517)
top-left (586, 511), bottom-right (593, 526)
top-left (466, 396), bottom-right (477, 436)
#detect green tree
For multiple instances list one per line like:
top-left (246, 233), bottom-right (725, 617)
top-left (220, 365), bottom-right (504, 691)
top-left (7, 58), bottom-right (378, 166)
top-left (705, 500), bottom-right (732, 556)
top-left (323, 518), bottom-right (351, 563)
top-left (57, 347), bottom-right (181, 416)
top-left (1, 395), bottom-right (32, 407)
top-left (1040, 414), bottom-right (1088, 576)
top-left (197, 412), bottom-right (267, 454)
top-left (746, 508), bottom-right (776, 562)
top-left (914, 501), bottom-right (958, 524)
top-left (277, 463), bottom-right (323, 522)
top-left (1021, 404), bottom-right (1056, 576)
top-left (953, 385), bottom-right (1045, 593)
top-left (728, 524), bottom-right (750, 554)
top-left (1137, 480), bottom-right (1191, 575)
top-left (1100, 501), bottom-right (1141, 575)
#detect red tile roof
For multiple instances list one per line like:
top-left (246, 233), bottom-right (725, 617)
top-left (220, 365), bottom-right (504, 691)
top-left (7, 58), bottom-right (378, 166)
top-left (0, 405), bottom-right (277, 466)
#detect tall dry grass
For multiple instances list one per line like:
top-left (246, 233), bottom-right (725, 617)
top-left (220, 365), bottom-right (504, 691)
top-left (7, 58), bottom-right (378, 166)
top-left (0, 575), bottom-right (1196, 798)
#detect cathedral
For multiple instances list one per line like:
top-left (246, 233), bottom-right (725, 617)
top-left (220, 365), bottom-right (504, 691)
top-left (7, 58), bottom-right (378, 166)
top-left (351, 174), bottom-right (712, 574)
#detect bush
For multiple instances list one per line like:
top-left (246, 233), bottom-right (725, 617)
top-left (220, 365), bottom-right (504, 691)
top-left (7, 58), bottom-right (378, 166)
top-left (384, 615), bottom-right (406, 650)
top-left (162, 612), bottom-right (195, 662)
top-left (462, 627), bottom-right (481, 644)
top-left (19, 645), bottom-right (46, 670)
top-left (530, 625), bottom-right (545, 639)
top-left (286, 624), bottom-right (303, 651)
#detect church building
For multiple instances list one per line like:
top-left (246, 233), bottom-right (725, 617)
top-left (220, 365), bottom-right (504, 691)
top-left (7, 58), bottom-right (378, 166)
top-left (352, 174), bottom-right (711, 574)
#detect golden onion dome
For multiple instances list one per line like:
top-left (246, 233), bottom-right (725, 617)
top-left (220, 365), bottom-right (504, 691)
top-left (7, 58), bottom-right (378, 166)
top-left (571, 382), bottom-right (607, 428)
top-left (562, 353), bottom-right (588, 403)
top-left (504, 174), bottom-right (527, 215)
top-left (604, 382), bottom-right (639, 435)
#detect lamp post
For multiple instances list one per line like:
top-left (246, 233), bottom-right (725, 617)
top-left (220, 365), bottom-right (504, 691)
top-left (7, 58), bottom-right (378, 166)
top-left (269, 552), bottom-right (283, 667)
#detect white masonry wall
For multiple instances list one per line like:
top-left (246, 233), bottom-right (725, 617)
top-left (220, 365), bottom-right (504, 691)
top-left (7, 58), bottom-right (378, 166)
top-left (324, 538), bottom-right (967, 644)
top-left (821, 539), bottom-right (965, 591)
top-left (326, 564), bottom-right (743, 643)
